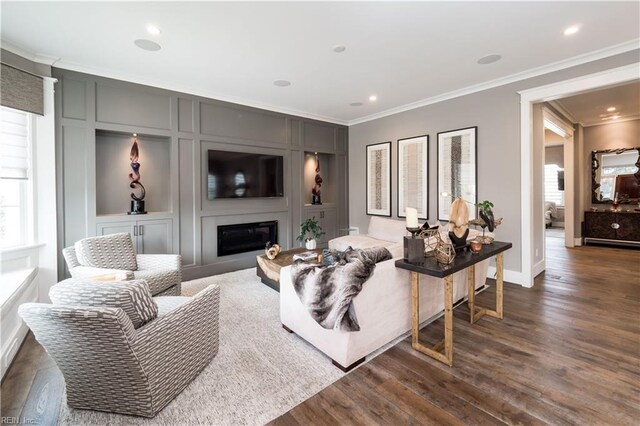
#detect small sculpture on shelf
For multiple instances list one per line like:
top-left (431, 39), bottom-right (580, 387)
top-left (312, 153), bottom-right (323, 205)
top-left (448, 198), bottom-right (469, 250)
top-left (128, 136), bottom-right (147, 215)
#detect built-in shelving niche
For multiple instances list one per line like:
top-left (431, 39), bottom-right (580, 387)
top-left (303, 152), bottom-right (336, 206)
top-left (95, 129), bottom-right (171, 216)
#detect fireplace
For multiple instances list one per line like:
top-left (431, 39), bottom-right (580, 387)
top-left (217, 221), bottom-right (278, 256)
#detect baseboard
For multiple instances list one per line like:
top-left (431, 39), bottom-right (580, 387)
top-left (533, 260), bottom-right (545, 278)
top-left (574, 238), bottom-right (583, 246)
top-left (486, 266), bottom-right (529, 287)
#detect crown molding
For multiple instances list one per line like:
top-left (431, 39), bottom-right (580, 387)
top-left (583, 115), bottom-right (640, 127)
top-left (348, 39), bottom-right (640, 126)
top-left (2, 36), bottom-right (637, 128)
top-left (548, 100), bottom-right (579, 126)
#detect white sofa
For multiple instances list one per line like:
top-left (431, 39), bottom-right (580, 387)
top-left (280, 216), bottom-right (490, 371)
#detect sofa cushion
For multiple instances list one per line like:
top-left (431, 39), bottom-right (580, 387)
top-left (367, 216), bottom-right (407, 243)
top-left (74, 233), bottom-right (138, 271)
top-left (49, 278), bottom-right (158, 328)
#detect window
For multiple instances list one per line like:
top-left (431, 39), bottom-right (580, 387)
top-left (0, 106), bottom-right (33, 248)
top-left (544, 164), bottom-right (564, 206)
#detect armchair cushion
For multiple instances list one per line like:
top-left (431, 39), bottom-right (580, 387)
top-left (74, 233), bottom-right (138, 271)
top-left (50, 278), bottom-right (158, 329)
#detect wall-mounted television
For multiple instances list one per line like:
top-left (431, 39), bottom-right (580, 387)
top-left (207, 150), bottom-right (284, 200)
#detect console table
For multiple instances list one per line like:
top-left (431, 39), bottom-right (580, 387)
top-left (395, 241), bottom-right (512, 366)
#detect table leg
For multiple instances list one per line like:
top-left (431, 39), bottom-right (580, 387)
top-left (411, 271), bottom-right (419, 347)
top-left (410, 271), bottom-right (454, 367)
top-left (467, 264), bottom-right (475, 324)
top-left (496, 252), bottom-right (504, 319)
top-left (470, 253), bottom-right (505, 323)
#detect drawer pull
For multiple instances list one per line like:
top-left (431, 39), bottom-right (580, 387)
top-left (611, 223), bottom-right (620, 230)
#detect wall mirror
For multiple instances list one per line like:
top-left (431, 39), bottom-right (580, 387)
top-left (591, 147), bottom-right (640, 203)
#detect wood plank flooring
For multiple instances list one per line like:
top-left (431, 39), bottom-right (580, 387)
top-left (271, 238), bottom-right (640, 425)
top-left (2, 238), bottom-right (639, 425)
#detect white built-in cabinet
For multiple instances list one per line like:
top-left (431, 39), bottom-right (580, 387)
top-left (97, 218), bottom-right (173, 254)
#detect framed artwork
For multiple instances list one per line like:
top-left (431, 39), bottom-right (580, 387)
top-left (397, 135), bottom-right (429, 219)
top-left (437, 127), bottom-right (477, 221)
top-left (366, 141), bottom-right (392, 217)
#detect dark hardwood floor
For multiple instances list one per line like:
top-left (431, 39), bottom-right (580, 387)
top-left (2, 238), bottom-right (639, 425)
top-left (270, 238), bottom-right (640, 425)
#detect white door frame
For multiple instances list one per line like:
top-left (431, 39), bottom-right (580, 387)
top-left (518, 63), bottom-right (639, 287)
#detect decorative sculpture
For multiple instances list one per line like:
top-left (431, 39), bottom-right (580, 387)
top-left (312, 153), bottom-right (323, 205)
top-left (448, 198), bottom-right (469, 250)
top-left (128, 137), bottom-right (147, 215)
top-left (265, 242), bottom-right (281, 260)
top-left (435, 237), bottom-right (456, 265)
top-left (470, 200), bottom-right (502, 244)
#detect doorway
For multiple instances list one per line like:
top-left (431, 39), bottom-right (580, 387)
top-left (518, 63), bottom-right (639, 287)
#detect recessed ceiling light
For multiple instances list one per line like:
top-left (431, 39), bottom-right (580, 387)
top-left (349, 102), bottom-right (363, 107)
top-left (607, 106), bottom-right (616, 112)
top-left (134, 39), bottom-right (161, 51)
top-left (146, 24), bottom-right (161, 36)
top-left (333, 45), bottom-right (346, 53)
top-left (563, 25), bottom-right (580, 36)
top-left (611, 115), bottom-right (620, 120)
top-left (477, 54), bottom-right (502, 65)
top-left (273, 80), bottom-right (291, 87)
top-left (369, 95), bottom-right (377, 102)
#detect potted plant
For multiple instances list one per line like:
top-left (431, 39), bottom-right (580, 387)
top-left (476, 200), bottom-right (495, 232)
top-left (297, 217), bottom-right (325, 249)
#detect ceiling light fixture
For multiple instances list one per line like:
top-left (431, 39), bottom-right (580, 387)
top-left (146, 24), bottom-right (161, 35)
top-left (273, 80), bottom-right (291, 87)
top-left (607, 106), bottom-right (616, 112)
top-left (611, 115), bottom-right (620, 120)
top-left (333, 45), bottom-right (346, 53)
top-left (134, 39), bottom-right (161, 51)
top-left (369, 95), bottom-right (377, 102)
top-left (563, 25), bottom-right (580, 36)
top-left (349, 102), bottom-right (363, 107)
top-left (477, 54), bottom-right (502, 65)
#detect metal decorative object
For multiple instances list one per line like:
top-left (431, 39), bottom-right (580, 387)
top-left (435, 237), bottom-right (456, 265)
top-left (469, 217), bottom-right (503, 244)
top-left (128, 137), bottom-right (147, 215)
top-left (312, 153), bottom-right (323, 205)
top-left (419, 227), bottom-right (440, 257)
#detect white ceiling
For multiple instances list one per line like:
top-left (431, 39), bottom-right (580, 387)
top-left (1, 1), bottom-right (639, 124)
top-left (555, 81), bottom-right (640, 127)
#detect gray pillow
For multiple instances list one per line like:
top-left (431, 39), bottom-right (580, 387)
top-left (49, 279), bottom-right (158, 328)
top-left (74, 233), bottom-right (138, 271)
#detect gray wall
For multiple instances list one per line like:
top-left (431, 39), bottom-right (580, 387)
top-left (545, 146), bottom-right (564, 168)
top-left (583, 119), bottom-right (640, 209)
top-left (53, 68), bottom-right (348, 280)
top-left (348, 49), bottom-right (639, 275)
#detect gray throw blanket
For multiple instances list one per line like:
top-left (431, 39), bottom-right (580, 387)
top-left (291, 247), bottom-right (392, 332)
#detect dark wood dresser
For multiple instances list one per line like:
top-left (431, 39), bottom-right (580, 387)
top-left (584, 211), bottom-right (640, 247)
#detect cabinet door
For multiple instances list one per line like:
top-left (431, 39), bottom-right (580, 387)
top-left (303, 121), bottom-right (335, 153)
top-left (96, 221), bottom-right (137, 240)
top-left (138, 219), bottom-right (173, 254)
top-left (320, 209), bottom-right (338, 244)
top-left (585, 212), bottom-right (616, 239)
top-left (615, 214), bottom-right (640, 242)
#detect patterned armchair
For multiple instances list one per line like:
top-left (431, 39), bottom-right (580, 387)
top-left (62, 233), bottom-right (181, 296)
top-left (19, 279), bottom-right (220, 418)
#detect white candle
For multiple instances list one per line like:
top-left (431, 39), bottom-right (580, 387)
top-left (406, 207), bottom-right (419, 228)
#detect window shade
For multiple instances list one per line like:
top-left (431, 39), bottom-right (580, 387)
top-left (0, 106), bottom-right (30, 179)
top-left (0, 63), bottom-right (44, 116)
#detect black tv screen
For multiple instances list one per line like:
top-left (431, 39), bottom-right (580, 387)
top-left (207, 150), bottom-right (284, 199)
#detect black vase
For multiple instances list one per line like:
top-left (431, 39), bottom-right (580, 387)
top-left (480, 208), bottom-right (495, 232)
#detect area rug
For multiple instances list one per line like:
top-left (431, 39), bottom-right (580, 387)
top-left (57, 268), bottom-right (347, 425)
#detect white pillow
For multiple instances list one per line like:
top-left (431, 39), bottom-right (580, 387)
top-left (367, 216), bottom-right (408, 243)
